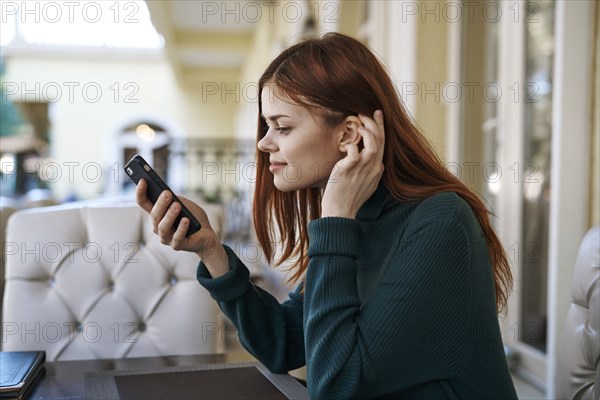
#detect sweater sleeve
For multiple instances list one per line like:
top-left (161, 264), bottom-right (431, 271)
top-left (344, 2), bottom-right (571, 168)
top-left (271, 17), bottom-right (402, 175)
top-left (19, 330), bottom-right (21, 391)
top-left (196, 245), bottom-right (306, 373)
top-left (304, 205), bottom-right (475, 399)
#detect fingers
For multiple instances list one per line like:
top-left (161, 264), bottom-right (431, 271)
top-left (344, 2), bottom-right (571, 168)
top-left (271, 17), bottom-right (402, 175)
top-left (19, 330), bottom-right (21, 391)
top-left (374, 110), bottom-right (385, 136)
top-left (357, 110), bottom-right (385, 161)
top-left (135, 182), bottom-right (207, 253)
top-left (155, 197), bottom-right (179, 238)
top-left (357, 111), bottom-right (384, 139)
top-left (357, 125), bottom-right (378, 165)
top-left (358, 110), bottom-right (385, 142)
top-left (171, 217), bottom-right (190, 250)
top-left (135, 179), bottom-right (153, 213)
top-left (373, 110), bottom-right (385, 155)
top-left (136, 179), bottom-right (170, 241)
top-left (358, 125), bottom-right (377, 159)
top-left (338, 143), bottom-right (359, 170)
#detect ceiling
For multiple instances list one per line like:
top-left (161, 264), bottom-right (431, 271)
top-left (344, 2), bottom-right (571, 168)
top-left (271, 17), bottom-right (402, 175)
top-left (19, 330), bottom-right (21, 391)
top-left (145, 1), bottom-right (259, 82)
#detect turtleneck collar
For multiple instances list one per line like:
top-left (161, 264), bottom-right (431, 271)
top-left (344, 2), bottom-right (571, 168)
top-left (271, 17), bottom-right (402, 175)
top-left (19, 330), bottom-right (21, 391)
top-left (356, 181), bottom-right (395, 221)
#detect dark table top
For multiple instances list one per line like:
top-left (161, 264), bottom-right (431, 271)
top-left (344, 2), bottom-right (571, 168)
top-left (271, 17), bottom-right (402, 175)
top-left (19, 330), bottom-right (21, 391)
top-left (29, 353), bottom-right (226, 400)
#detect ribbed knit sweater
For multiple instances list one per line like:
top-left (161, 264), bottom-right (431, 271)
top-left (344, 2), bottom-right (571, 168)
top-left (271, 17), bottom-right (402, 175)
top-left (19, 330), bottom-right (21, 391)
top-left (197, 184), bottom-right (518, 399)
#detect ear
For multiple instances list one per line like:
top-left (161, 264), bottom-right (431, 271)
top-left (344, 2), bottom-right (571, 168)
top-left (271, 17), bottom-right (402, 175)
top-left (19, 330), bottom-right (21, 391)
top-left (337, 116), bottom-right (362, 152)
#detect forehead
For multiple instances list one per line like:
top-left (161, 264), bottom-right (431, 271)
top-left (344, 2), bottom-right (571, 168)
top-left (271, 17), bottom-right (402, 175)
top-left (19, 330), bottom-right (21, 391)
top-left (260, 85), bottom-right (328, 128)
top-left (261, 85), bottom-right (301, 114)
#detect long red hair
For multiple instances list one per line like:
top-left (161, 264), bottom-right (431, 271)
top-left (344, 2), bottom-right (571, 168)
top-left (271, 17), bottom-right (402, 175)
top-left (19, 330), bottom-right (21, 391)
top-left (252, 32), bottom-right (512, 313)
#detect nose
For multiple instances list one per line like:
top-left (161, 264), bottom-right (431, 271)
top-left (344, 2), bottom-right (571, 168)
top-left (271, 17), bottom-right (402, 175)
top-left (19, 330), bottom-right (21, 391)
top-left (257, 132), bottom-right (277, 153)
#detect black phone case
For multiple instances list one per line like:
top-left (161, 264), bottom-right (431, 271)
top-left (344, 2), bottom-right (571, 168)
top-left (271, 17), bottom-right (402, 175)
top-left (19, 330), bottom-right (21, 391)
top-left (124, 155), bottom-right (201, 237)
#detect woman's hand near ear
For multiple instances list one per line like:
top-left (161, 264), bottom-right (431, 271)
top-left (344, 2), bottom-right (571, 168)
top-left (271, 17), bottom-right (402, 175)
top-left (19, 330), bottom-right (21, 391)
top-left (321, 110), bottom-right (385, 219)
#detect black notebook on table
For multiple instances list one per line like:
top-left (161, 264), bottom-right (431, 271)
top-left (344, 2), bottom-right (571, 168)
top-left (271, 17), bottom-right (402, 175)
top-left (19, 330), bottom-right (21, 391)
top-left (0, 351), bottom-right (46, 400)
top-left (85, 362), bottom-right (309, 400)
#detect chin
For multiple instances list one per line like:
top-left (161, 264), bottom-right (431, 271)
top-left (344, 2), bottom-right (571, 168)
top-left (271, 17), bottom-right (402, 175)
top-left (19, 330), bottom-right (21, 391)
top-left (272, 173), bottom-right (308, 191)
top-left (273, 180), bottom-right (302, 192)
top-left (273, 177), bottom-right (326, 192)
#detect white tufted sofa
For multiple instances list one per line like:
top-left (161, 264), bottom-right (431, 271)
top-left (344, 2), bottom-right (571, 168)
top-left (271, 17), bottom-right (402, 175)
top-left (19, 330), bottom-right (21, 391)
top-left (1, 201), bottom-right (226, 361)
top-left (556, 225), bottom-right (600, 399)
top-left (0, 197), bottom-right (20, 328)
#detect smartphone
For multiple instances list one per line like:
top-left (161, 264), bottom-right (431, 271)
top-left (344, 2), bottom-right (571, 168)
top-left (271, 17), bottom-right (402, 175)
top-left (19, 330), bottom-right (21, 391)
top-left (124, 155), bottom-right (201, 237)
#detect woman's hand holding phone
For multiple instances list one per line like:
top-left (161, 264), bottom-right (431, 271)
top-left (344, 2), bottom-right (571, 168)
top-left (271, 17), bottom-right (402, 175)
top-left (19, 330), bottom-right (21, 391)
top-left (135, 179), bottom-right (229, 278)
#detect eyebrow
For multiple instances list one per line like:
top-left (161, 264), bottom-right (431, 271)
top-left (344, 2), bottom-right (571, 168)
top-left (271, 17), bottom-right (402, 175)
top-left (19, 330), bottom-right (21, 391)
top-left (261, 113), bottom-right (290, 121)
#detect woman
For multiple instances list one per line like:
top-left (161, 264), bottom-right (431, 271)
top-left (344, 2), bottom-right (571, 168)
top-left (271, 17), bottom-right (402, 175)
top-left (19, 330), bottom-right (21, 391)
top-left (136, 32), bottom-right (518, 399)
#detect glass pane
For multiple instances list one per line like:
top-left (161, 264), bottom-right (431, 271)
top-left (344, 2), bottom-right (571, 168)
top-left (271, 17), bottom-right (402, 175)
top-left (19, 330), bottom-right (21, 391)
top-left (482, 4), bottom-right (500, 211)
top-left (520, 0), bottom-right (555, 352)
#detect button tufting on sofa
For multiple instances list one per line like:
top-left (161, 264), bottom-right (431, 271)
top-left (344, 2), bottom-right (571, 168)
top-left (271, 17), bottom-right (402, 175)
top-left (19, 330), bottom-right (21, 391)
top-left (1, 201), bottom-right (225, 361)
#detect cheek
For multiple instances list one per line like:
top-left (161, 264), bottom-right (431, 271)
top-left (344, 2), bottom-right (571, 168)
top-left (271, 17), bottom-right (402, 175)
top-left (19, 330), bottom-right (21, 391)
top-left (309, 150), bottom-right (342, 181)
top-left (282, 125), bottom-right (341, 168)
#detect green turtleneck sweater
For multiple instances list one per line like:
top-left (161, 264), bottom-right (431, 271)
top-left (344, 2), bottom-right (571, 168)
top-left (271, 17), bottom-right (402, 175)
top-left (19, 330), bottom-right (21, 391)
top-left (197, 185), bottom-right (518, 399)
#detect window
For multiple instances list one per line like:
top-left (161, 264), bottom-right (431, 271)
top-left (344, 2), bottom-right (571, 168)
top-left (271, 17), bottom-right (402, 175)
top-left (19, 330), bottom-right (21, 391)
top-left (519, 0), bottom-right (555, 352)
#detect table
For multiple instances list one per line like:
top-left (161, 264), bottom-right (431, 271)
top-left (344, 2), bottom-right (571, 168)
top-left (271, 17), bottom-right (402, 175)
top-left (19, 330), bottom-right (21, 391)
top-left (28, 353), bottom-right (225, 400)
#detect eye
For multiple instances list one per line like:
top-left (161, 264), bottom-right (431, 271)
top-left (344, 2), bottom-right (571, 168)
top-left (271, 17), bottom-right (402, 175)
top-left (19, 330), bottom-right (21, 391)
top-left (276, 127), bottom-right (290, 134)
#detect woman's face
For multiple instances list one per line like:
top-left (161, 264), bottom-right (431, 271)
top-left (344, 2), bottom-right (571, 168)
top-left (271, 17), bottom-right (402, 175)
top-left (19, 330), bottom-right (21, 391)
top-left (257, 84), bottom-right (344, 192)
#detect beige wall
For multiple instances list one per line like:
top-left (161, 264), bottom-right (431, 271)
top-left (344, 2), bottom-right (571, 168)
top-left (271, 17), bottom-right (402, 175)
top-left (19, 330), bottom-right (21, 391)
top-left (3, 50), bottom-right (236, 199)
top-left (235, 14), bottom-right (273, 140)
top-left (365, 0), bottom-right (451, 159)
top-left (414, 9), bottom-right (450, 159)
top-left (338, 1), bottom-right (361, 38)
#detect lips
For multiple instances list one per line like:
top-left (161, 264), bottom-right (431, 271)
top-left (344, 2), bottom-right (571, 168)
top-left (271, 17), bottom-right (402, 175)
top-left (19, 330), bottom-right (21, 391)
top-left (269, 161), bottom-right (287, 172)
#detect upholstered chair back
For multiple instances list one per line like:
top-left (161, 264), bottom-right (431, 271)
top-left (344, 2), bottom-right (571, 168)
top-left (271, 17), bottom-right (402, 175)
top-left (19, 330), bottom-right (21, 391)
top-left (0, 199), bottom-right (19, 330)
top-left (2, 202), bottom-right (225, 361)
top-left (556, 225), bottom-right (599, 399)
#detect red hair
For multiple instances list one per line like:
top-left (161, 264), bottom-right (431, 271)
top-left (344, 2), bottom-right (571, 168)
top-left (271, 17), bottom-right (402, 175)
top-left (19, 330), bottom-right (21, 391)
top-left (252, 32), bottom-right (512, 313)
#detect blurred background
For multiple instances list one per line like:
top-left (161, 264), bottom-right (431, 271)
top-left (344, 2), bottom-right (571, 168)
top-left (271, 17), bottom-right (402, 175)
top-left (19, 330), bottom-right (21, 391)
top-left (0, 1), bottom-right (598, 398)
